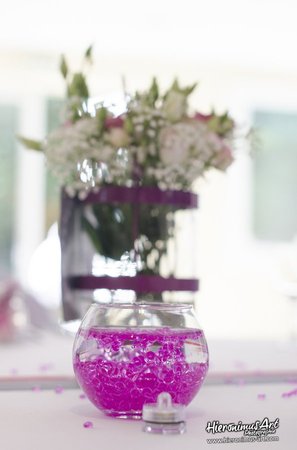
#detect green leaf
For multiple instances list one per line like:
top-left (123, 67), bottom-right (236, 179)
top-left (96, 106), bottom-right (108, 122)
top-left (124, 116), bottom-right (133, 134)
top-left (81, 217), bottom-right (102, 254)
top-left (167, 79), bottom-right (197, 97)
top-left (85, 45), bottom-right (93, 62)
top-left (171, 78), bottom-right (179, 91)
top-left (60, 55), bottom-right (68, 79)
top-left (67, 73), bottom-right (89, 98)
top-left (148, 77), bottom-right (159, 105)
top-left (183, 83), bottom-right (197, 96)
top-left (17, 136), bottom-right (43, 151)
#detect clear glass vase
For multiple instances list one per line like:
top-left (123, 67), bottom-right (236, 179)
top-left (60, 186), bottom-right (199, 321)
top-left (73, 302), bottom-right (209, 419)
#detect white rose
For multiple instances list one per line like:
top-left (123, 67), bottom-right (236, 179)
top-left (159, 125), bottom-right (190, 165)
top-left (106, 128), bottom-right (130, 148)
top-left (162, 91), bottom-right (187, 122)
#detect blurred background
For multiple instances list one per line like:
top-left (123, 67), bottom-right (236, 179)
top-left (1, 0), bottom-right (297, 341)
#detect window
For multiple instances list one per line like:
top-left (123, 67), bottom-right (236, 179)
top-left (0, 104), bottom-right (17, 275)
top-left (253, 110), bottom-right (297, 242)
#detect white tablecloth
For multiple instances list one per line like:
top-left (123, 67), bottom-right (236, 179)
top-left (1, 383), bottom-right (296, 450)
top-left (1, 331), bottom-right (297, 449)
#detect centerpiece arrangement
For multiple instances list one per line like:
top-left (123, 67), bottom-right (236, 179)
top-left (21, 47), bottom-right (236, 320)
top-left (21, 47), bottom-right (238, 419)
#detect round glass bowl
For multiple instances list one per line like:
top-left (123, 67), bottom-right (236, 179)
top-left (73, 303), bottom-right (209, 419)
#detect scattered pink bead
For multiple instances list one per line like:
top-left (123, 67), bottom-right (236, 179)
top-left (83, 421), bottom-right (93, 429)
top-left (73, 328), bottom-right (207, 413)
top-left (39, 363), bottom-right (54, 372)
top-left (32, 386), bottom-right (41, 392)
top-left (79, 393), bottom-right (86, 399)
top-left (282, 388), bottom-right (297, 398)
top-left (257, 394), bottom-right (266, 400)
top-left (286, 378), bottom-right (297, 384)
top-left (54, 386), bottom-right (64, 394)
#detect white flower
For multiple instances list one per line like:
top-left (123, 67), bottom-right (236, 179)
top-left (159, 124), bottom-right (190, 165)
top-left (155, 120), bottom-right (233, 188)
top-left (41, 80), bottom-right (236, 193)
top-left (135, 146), bottom-right (147, 164)
top-left (162, 91), bottom-right (187, 122)
top-left (105, 128), bottom-right (130, 148)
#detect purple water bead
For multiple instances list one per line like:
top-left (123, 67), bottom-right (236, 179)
top-left (32, 386), bottom-right (41, 392)
top-left (83, 421), bottom-right (93, 429)
top-left (54, 386), bottom-right (64, 394)
top-left (136, 370), bottom-right (157, 389)
top-left (132, 355), bottom-right (145, 368)
top-left (73, 327), bottom-right (208, 416)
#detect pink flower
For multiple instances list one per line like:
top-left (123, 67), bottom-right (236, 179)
top-left (193, 112), bottom-right (213, 122)
top-left (104, 116), bottom-right (124, 129)
top-left (212, 143), bottom-right (234, 171)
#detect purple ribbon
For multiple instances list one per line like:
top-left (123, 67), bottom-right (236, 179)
top-left (76, 186), bottom-right (198, 209)
top-left (68, 275), bottom-right (199, 293)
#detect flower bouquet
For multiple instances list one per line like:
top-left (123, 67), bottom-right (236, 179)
top-left (21, 47), bottom-right (236, 320)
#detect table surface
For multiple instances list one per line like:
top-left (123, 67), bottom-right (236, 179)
top-left (1, 383), bottom-right (296, 450)
top-left (1, 331), bottom-right (297, 450)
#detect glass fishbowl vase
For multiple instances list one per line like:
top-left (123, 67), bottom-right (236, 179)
top-left (73, 302), bottom-right (209, 419)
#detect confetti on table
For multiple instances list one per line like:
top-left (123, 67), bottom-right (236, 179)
top-left (83, 421), bottom-right (93, 429)
top-left (54, 386), bottom-right (64, 394)
top-left (282, 388), bottom-right (297, 398)
top-left (286, 378), bottom-right (297, 384)
top-left (224, 378), bottom-right (246, 386)
top-left (257, 394), bottom-right (266, 400)
top-left (32, 386), bottom-right (41, 392)
top-left (39, 363), bottom-right (54, 372)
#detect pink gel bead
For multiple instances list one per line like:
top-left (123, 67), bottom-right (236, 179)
top-left (257, 394), bottom-right (266, 400)
top-left (79, 393), bottom-right (86, 399)
top-left (282, 388), bottom-right (297, 398)
top-left (73, 327), bottom-right (208, 416)
top-left (32, 386), bottom-right (41, 392)
top-left (54, 386), bottom-right (64, 394)
top-left (39, 363), bottom-right (54, 372)
top-left (83, 421), bottom-right (93, 429)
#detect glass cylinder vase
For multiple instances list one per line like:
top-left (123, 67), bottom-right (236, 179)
top-left (60, 186), bottom-right (199, 321)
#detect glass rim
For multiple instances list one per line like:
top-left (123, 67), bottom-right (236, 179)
top-left (88, 302), bottom-right (193, 312)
